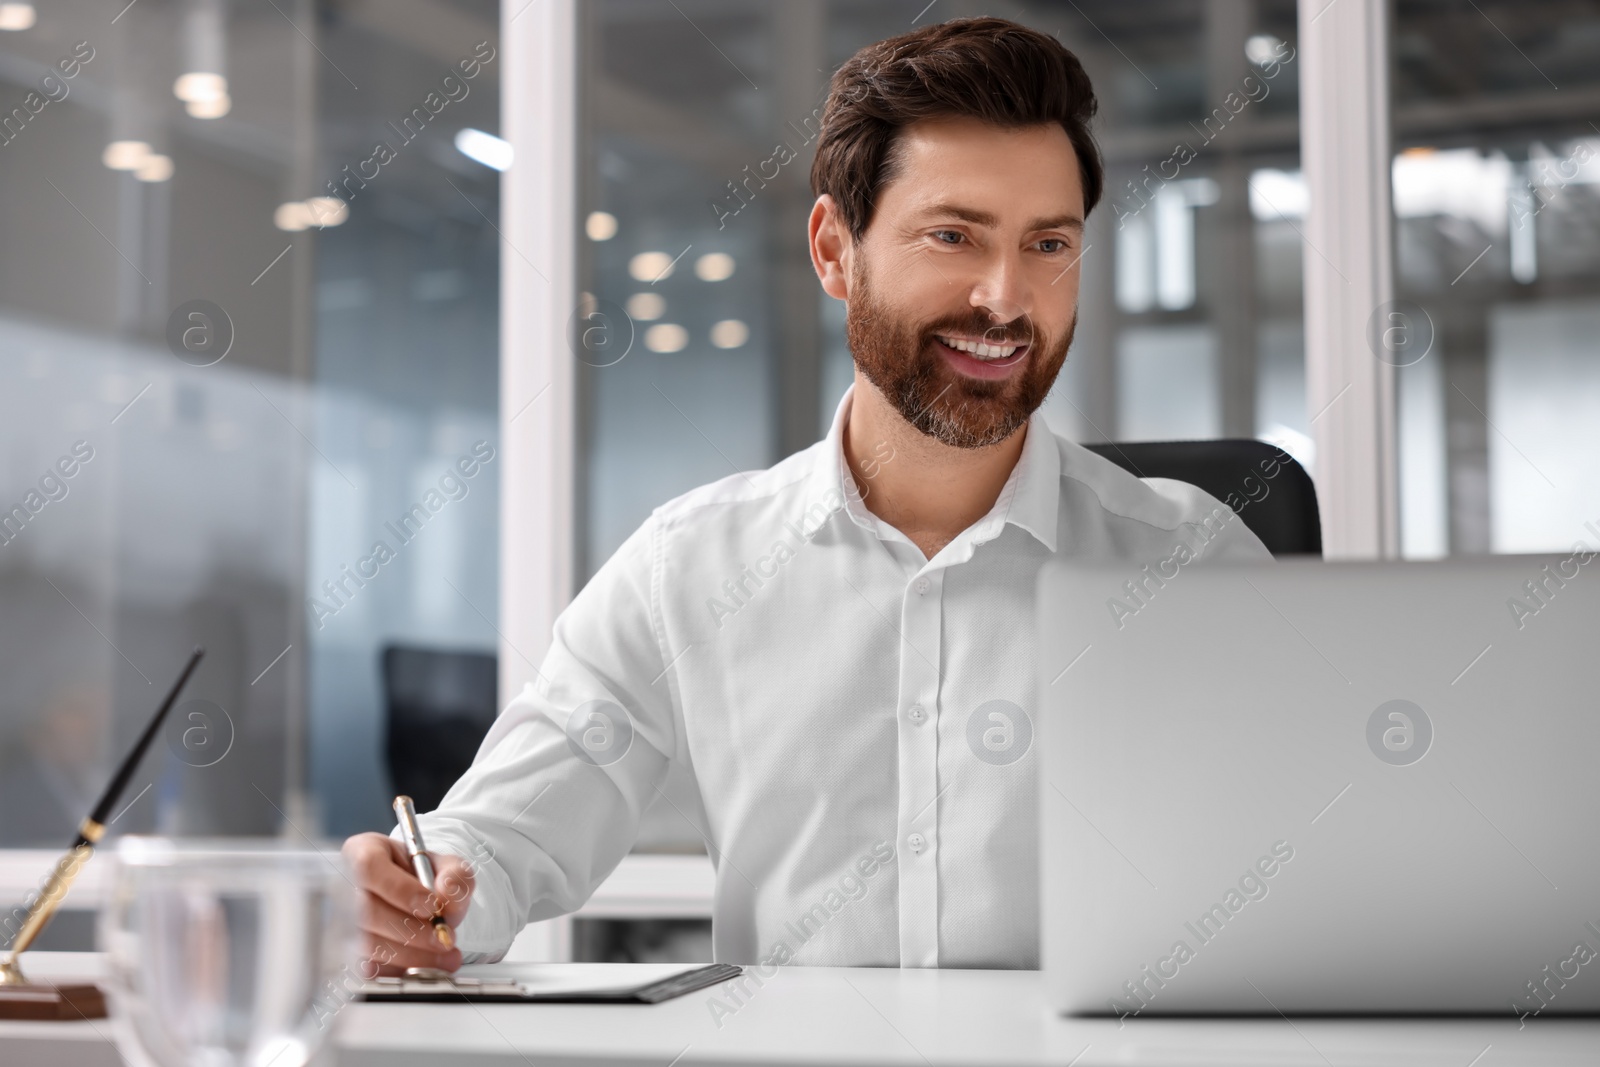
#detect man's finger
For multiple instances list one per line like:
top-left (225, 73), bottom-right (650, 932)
top-left (344, 833), bottom-right (440, 920)
top-left (359, 894), bottom-right (455, 954)
top-left (360, 932), bottom-right (462, 977)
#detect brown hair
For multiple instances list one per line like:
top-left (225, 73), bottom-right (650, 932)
top-left (810, 16), bottom-right (1104, 243)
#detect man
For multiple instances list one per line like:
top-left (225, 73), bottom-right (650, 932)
top-left (344, 15), bottom-right (1269, 974)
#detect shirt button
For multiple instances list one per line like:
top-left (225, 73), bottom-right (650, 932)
top-left (908, 833), bottom-right (926, 854)
top-left (906, 704), bottom-right (926, 725)
top-left (914, 577), bottom-right (930, 595)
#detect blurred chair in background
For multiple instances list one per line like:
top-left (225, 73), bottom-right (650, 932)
top-left (380, 645), bottom-right (498, 813)
top-left (1083, 440), bottom-right (1323, 557)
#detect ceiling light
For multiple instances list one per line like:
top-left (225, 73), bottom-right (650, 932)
top-left (644, 323), bottom-right (688, 353)
top-left (274, 201), bottom-right (314, 232)
top-left (586, 211), bottom-right (618, 241)
top-left (305, 197), bottom-right (348, 227)
top-left (186, 93), bottom-right (231, 119)
top-left (102, 141), bottom-right (152, 171)
top-left (710, 319), bottom-right (748, 348)
top-left (629, 251), bottom-right (675, 282)
top-left (455, 127), bottom-right (512, 171)
top-left (174, 71), bottom-right (227, 104)
top-left (625, 292), bottom-right (666, 321)
top-left (134, 154), bottom-right (174, 182)
top-left (0, 3), bottom-right (36, 31)
top-left (176, 0), bottom-right (229, 117)
top-left (695, 252), bottom-right (736, 281)
top-left (1244, 34), bottom-right (1285, 67)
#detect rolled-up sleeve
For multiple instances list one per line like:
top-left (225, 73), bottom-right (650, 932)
top-left (394, 513), bottom-right (676, 962)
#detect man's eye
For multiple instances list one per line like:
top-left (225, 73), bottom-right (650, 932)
top-left (932, 230), bottom-right (963, 245)
top-left (1039, 239), bottom-right (1070, 254)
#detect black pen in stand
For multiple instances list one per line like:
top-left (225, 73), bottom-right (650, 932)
top-left (0, 647), bottom-right (205, 1020)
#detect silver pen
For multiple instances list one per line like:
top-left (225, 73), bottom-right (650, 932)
top-left (392, 795), bottom-right (455, 950)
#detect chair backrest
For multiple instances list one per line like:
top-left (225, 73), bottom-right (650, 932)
top-left (1081, 439), bottom-right (1322, 557)
top-left (380, 644), bottom-right (498, 813)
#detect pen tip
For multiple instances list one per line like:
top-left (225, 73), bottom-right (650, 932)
top-left (435, 922), bottom-right (454, 950)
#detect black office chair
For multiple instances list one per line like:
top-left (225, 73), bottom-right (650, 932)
top-left (1082, 439), bottom-right (1322, 557)
top-left (380, 644), bottom-right (499, 813)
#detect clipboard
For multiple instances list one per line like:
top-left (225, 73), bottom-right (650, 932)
top-left (358, 962), bottom-right (743, 1004)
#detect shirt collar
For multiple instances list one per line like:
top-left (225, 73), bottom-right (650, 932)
top-left (815, 383), bottom-right (1060, 553)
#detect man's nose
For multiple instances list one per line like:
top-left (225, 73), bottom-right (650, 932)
top-left (969, 250), bottom-right (1032, 331)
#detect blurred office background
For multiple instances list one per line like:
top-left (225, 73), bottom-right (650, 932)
top-left (1, 0), bottom-right (1597, 959)
top-left (0, 0), bottom-right (502, 860)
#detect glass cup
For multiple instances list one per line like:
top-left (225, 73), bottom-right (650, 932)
top-left (100, 837), bottom-right (361, 1067)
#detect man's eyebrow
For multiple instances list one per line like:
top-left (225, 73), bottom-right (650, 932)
top-left (916, 202), bottom-right (1085, 233)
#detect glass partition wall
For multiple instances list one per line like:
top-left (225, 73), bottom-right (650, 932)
top-left (0, 0), bottom-right (502, 952)
top-left (1388, 0), bottom-right (1600, 557)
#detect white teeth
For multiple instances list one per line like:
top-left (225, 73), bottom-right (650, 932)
top-left (937, 335), bottom-right (1022, 361)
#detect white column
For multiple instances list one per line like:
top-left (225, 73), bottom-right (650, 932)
top-left (496, 0), bottom-right (579, 965)
top-left (1297, 0), bottom-right (1399, 559)
top-left (500, 0), bottom-right (578, 704)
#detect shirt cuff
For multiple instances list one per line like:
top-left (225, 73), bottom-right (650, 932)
top-left (387, 820), bottom-right (516, 960)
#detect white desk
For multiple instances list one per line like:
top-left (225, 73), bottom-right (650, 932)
top-left (4, 952), bottom-right (1597, 1067)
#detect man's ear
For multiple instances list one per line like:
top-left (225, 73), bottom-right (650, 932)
top-left (809, 194), bottom-right (852, 301)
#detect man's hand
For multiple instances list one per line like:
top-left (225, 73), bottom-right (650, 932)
top-left (342, 832), bottom-right (476, 976)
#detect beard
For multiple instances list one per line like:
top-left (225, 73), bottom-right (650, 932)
top-left (844, 256), bottom-right (1075, 449)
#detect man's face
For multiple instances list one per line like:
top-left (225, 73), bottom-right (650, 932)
top-left (843, 116), bottom-right (1085, 448)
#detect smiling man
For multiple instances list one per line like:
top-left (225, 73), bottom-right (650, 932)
top-left (343, 16), bottom-right (1270, 975)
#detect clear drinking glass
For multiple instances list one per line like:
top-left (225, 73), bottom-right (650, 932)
top-left (100, 837), bottom-right (361, 1067)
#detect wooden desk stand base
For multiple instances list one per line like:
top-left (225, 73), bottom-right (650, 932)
top-left (0, 982), bottom-right (108, 1021)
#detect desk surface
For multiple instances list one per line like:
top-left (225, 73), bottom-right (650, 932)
top-left (4, 952), bottom-right (1597, 1067)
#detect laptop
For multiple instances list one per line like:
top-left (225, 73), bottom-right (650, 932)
top-left (1036, 555), bottom-right (1600, 1017)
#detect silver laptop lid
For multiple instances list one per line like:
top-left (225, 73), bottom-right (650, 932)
top-left (1037, 555), bottom-right (1600, 1017)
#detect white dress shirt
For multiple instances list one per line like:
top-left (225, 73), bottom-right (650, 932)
top-left (411, 384), bottom-right (1271, 969)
